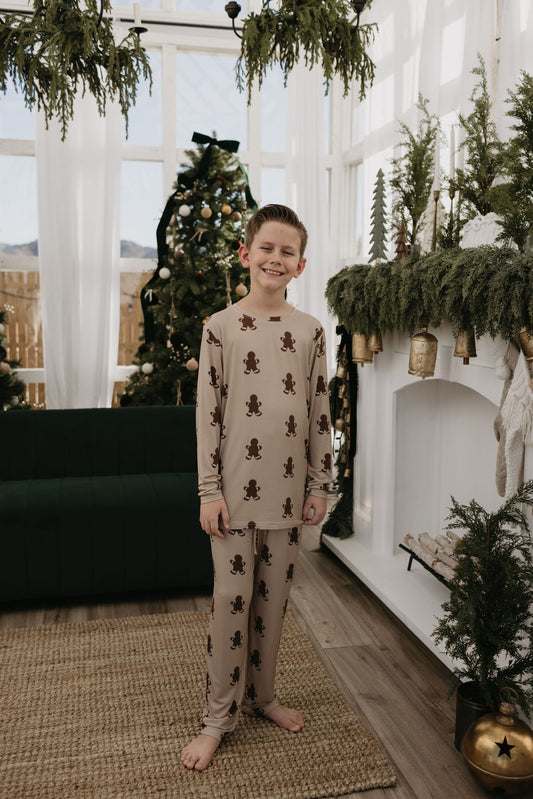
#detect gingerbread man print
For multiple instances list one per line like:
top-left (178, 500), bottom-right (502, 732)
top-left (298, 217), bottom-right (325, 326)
top-left (285, 414), bottom-right (297, 437)
top-left (231, 594), bottom-right (245, 614)
top-left (317, 414), bottom-right (330, 434)
top-left (250, 650), bottom-right (262, 670)
top-left (282, 372), bottom-right (296, 395)
top-left (254, 616), bottom-right (265, 637)
top-left (282, 497), bottom-right (294, 518)
top-left (315, 375), bottom-right (328, 396)
top-left (246, 394), bottom-right (262, 416)
top-left (230, 630), bottom-right (243, 650)
top-left (230, 554), bottom-right (246, 575)
top-left (243, 479), bottom-right (260, 501)
top-left (283, 457), bottom-right (295, 478)
top-left (288, 527), bottom-right (300, 546)
top-left (286, 563), bottom-right (295, 582)
top-left (246, 684), bottom-right (257, 704)
top-left (257, 579), bottom-right (269, 600)
top-left (239, 314), bottom-right (257, 331)
top-left (230, 666), bottom-right (240, 686)
top-left (243, 351), bottom-right (260, 374)
top-left (210, 447), bottom-right (220, 469)
top-left (260, 544), bottom-right (272, 565)
top-left (206, 328), bottom-right (222, 347)
top-left (280, 331), bottom-right (296, 352)
top-left (314, 327), bottom-right (326, 356)
top-left (321, 453), bottom-right (332, 472)
top-left (245, 438), bottom-right (262, 460)
top-left (209, 366), bottom-right (219, 388)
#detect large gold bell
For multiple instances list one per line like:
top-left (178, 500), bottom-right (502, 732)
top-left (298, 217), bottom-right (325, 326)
top-left (336, 362), bottom-right (347, 379)
top-left (367, 332), bottom-right (383, 353)
top-left (352, 333), bottom-right (373, 365)
top-left (461, 700), bottom-right (533, 795)
top-left (518, 328), bottom-right (533, 361)
top-left (408, 326), bottom-right (438, 378)
top-left (454, 329), bottom-right (477, 365)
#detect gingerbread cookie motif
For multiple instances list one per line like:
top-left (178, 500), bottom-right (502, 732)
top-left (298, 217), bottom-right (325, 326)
top-left (245, 684), bottom-right (257, 704)
top-left (282, 598), bottom-right (288, 617)
top-left (239, 314), bottom-right (257, 331)
top-left (228, 700), bottom-right (239, 717)
top-left (288, 527), bottom-right (300, 546)
top-left (250, 649), bottom-right (262, 670)
top-left (207, 634), bottom-right (213, 656)
top-left (282, 372), bottom-right (296, 395)
top-left (210, 406), bottom-right (222, 426)
top-left (283, 457), bottom-right (295, 478)
top-left (260, 544), bottom-right (272, 565)
top-left (254, 616), bottom-right (265, 637)
top-left (209, 366), bottom-right (219, 388)
top-left (243, 479), bottom-right (260, 501)
top-left (206, 328), bottom-right (222, 347)
top-left (321, 453), bottom-right (332, 472)
top-left (285, 415), bottom-right (297, 437)
top-left (317, 414), bottom-right (330, 434)
top-left (282, 497), bottom-right (294, 518)
top-left (286, 563), bottom-right (295, 582)
top-left (221, 383), bottom-right (229, 399)
top-left (230, 554), bottom-right (246, 574)
top-left (230, 630), bottom-right (243, 650)
top-left (314, 327), bottom-right (326, 356)
top-left (243, 351), bottom-right (260, 374)
top-left (210, 447), bottom-right (220, 468)
top-left (206, 673), bottom-right (211, 694)
top-left (230, 666), bottom-right (240, 686)
top-left (231, 594), bottom-right (245, 614)
top-left (257, 579), bottom-right (269, 600)
top-left (280, 331), bottom-right (296, 352)
top-left (315, 375), bottom-right (327, 396)
top-left (245, 438), bottom-right (262, 460)
top-left (246, 394), bottom-right (262, 416)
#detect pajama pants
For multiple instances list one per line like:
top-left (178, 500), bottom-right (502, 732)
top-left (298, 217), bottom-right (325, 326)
top-left (201, 526), bottom-right (302, 741)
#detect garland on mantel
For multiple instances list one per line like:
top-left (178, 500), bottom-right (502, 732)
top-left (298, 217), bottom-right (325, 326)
top-left (325, 245), bottom-right (533, 340)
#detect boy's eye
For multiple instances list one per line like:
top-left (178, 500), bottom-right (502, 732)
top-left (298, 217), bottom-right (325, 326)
top-left (283, 251), bottom-right (295, 256)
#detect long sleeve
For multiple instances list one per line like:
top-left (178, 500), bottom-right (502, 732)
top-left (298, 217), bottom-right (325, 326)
top-left (196, 321), bottom-right (224, 504)
top-left (306, 326), bottom-right (332, 497)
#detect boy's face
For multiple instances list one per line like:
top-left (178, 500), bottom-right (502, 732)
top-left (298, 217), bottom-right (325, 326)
top-left (239, 221), bottom-right (306, 295)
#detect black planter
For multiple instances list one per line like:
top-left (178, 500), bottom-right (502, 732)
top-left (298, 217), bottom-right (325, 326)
top-left (455, 681), bottom-right (492, 750)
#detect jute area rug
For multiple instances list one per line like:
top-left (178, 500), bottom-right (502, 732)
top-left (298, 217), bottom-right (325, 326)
top-left (0, 609), bottom-right (396, 799)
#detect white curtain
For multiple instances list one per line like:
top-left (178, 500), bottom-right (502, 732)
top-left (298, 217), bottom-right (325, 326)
top-left (285, 62), bottom-right (330, 332)
top-left (36, 94), bottom-right (122, 409)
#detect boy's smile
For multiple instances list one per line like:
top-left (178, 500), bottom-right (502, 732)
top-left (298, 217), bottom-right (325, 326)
top-left (239, 221), bottom-right (306, 297)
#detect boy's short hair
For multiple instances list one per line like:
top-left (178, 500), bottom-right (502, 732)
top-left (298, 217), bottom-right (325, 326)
top-left (245, 204), bottom-right (308, 256)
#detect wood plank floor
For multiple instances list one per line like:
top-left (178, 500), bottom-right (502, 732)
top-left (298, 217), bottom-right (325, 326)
top-left (0, 525), bottom-right (488, 799)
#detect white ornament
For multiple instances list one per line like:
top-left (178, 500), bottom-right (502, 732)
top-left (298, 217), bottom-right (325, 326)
top-left (142, 362), bottom-right (154, 375)
top-left (495, 356), bottom-right (511, 381)
top-left (185, 357), bottom-right (199, 372)
top-left (10, 396), bottom-right (19, 407)
top-left (0, 361), bottom-right (11, 375)
top-left (200, 206), bottom-right (212, 219)
top-left (159, 267), bottom-right (171, 280)
top-left (178, 204), bottom-right (192, 217)
top-left (235, 283), bottom-right (248, 297)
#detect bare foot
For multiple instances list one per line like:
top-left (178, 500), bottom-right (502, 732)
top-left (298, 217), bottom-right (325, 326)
top-left (264, 703), bottom-right (304, 732)
top-left (180, 733), bottom-right (220, 771)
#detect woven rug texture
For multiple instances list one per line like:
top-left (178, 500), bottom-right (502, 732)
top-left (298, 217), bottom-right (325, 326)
top-left (0, 609), bottom-right (396, 799)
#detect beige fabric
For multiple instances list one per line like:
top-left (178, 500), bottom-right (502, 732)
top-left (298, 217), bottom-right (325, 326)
top-left (196, 304), bottom-right (332, 529)
top-left (202, 526), bottom-right (302, 741)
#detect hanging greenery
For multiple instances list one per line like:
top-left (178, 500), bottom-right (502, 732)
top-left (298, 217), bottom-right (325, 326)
top-left (325, 246), bottom-right (532, 340)
top-left (235, 0), bottom-right (377, 103)
top-left (0, 0), bottom-right (152, 139)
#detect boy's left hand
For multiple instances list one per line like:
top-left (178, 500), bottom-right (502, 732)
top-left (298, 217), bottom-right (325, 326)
top-left (302, 494), bottom-right (328, 526)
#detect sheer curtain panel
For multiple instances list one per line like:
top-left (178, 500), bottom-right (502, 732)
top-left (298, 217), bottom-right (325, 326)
top-left (36, 94), bottom-right (121, 409)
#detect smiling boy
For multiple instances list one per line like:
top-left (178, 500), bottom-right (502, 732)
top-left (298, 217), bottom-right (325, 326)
top-left (181, 204), bottom-right (332, 771)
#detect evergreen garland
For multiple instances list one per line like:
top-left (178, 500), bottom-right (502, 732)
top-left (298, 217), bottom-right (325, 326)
top-left (235, 0), bottom-right (377, 103)
top-left (433, 481), bottom-right (533, 716)
top-left (0, 0), bottom-right (152, 139)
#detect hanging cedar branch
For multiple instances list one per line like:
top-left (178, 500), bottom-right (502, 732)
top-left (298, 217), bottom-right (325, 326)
top-left (235, 0), bottom-right (377, 103)
top-left (0, 0), bottom-right (152, 139)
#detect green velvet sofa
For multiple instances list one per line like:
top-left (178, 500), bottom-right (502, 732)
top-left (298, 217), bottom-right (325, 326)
top-left (0, 405), bottom-right (212, 602)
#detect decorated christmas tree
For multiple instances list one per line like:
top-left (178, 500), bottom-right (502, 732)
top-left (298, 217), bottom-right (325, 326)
top-left (368, 168), bottom-right (388, 262)
top-left (0, 305), bottom-right (29, 410)
top-left (120, 133), bottom-right (257, 407)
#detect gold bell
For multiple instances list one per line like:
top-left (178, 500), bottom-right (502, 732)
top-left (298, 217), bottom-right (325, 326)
top-left (343, 467), bottom-right (352, 478)
top-left (454, 330), bottom-right (477, 365)
top-left (461, 696), bottom-right (533, 795)
top-left (408, 326), bottom-right (438, 378)
top-left (352, 333), bottom-right (373, 365)
top-left (336, 362), bottom-right (347, 379)
top-left (334, 417), bottom-right (345, 432)
top-left (367, 332), bottom-right (383, 353)
top-left (519, 328), bottom-right (533, 361)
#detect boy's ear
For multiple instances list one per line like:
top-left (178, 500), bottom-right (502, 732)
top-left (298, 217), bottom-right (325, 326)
top-left (238, 244), bottom-right (250, 269)
top-left (294, 257), bottom-right (307, 278)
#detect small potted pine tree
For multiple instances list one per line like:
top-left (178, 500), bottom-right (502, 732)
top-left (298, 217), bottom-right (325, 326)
top-left (433, 481), bottom-right (533, 749)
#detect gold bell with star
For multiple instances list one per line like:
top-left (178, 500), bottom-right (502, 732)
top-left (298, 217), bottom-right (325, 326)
top-left (461, 691), bottom-right (533, 795)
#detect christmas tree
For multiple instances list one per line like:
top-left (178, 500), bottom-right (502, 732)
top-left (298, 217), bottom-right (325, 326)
top-left (0, 305), bottom-right (29, 410)
top-left (120, 133), bottom-right (257, 407)
top-left (368, 168), bottom-right (388, 262)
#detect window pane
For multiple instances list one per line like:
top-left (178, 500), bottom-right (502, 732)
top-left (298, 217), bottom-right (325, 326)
top-left (112, 0), bottom-right (160, 8)
top-left (176, 53), bottom-right (247, 149)
top-left (123, 50), bottom-right (162, 146)
top-left (118, 271), bottom-right (153, 365)
top-left (0, 79), bottom-right (35, 140)
top-left (260, 167), bottom-right (285, 207)
top-left (0, 271), bottom-right (43, 370)
top-left (121, 161), bottom-right (163, 251)
top-left (261, 66), bottom-right (287, 152)
top-left (0, 156), bottom-right (38, 246)
top-left (175, 0), bottom-right (249, 9)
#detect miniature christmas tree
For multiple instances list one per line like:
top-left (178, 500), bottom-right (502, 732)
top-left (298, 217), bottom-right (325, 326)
top-left (0, 305), bottom-right (29, 410)
top-left (120, 133), bottom-right (256, 406)
top-left (368, 168), bottom-right (388, 262)
top-left (394, 219), bottom-right (409, 260)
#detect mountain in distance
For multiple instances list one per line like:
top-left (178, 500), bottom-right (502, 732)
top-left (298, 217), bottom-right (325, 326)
top-left (0, 240), bottom-right (157, 258)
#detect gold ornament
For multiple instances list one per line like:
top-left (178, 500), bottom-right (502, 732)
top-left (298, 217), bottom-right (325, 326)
top-left (0, 361), bottom-right (11, 375)
top-left (367, 331), bottom-right (383, 353)
top-left (200, 205), bottom-right (212, 219)
top-left (185, 357), bottom-right (199, 372)
top-left (334, 417), bottom-right (345, 432)
top-left (174, 247), bottom-right (184, 260)
top-left (221, 203), bottom-right (232, 216)
top-left (202, 316), bottom-right (210, 325)
top-left (336, 363), bottom-right (346, 379)
top-left (235, 283), bottom-right (248, 297)
top-left (352, 333), bottom-right (373, 365)
top-left (408, 326), bottom-right (438, 378)
top-left (233, 210), bottom-right (242, 221)
top-left (518, 328), bottom-right (533, 361)
top-left (461, 695), bottom-right (533, 795)
top-left (454, 330), bottom-right (477, 365)
top-left (343, 467), bottom-right (352, 478)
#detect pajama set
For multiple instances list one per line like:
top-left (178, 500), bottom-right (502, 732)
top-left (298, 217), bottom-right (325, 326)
top-left (196, 303), bottom-right (332, 740)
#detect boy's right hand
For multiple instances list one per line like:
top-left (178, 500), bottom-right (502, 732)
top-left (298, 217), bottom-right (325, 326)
top-left (200, 498), bottom-right (230, 538)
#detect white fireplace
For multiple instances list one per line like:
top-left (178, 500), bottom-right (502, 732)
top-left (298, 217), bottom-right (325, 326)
top-left (323, 322), bottom-right (532, 667)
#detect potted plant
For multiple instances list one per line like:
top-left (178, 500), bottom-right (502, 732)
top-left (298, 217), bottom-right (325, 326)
top-left (432, 480), bottom-right (533, 748)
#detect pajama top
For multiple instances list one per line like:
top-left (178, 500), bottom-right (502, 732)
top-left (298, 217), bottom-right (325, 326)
top-left (196, 303), bottom-right (333, 530)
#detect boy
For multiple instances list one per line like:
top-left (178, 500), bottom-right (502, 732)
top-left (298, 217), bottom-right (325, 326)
top-left (181, 204), bottom-right (332, 771)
